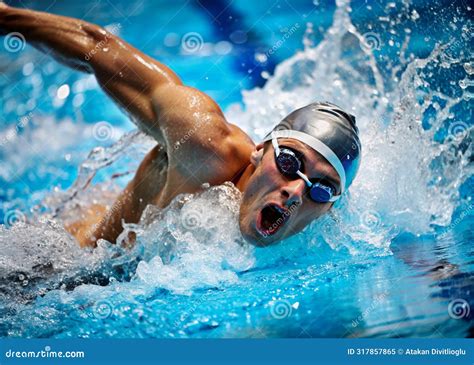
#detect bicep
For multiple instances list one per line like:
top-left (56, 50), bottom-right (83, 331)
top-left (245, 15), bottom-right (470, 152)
top-left (152, 83), bottom-right (228, 135)
top-left (86, 25), bottom-right (182, 138)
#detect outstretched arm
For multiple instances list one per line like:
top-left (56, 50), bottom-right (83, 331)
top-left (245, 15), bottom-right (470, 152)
top-left (0, 3), bottom-right (188, 142)
top-left (0, 4), bottom-right (252, 177)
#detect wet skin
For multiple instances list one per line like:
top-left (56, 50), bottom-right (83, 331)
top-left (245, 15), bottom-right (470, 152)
top-left (0, 4), bottom-right (340, 247)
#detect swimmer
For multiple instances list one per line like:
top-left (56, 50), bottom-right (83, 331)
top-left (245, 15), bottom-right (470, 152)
top-left (0, 4), bottom-right (361, 248)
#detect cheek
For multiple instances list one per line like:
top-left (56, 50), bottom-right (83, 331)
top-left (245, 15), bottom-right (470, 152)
top-left (246, 161), bottom-right (278, 197)
top-left (291, 202), bottom-right (330, 230)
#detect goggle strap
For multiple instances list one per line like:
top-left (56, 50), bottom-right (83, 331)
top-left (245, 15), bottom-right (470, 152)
top-left (271, 134), bottom-right (281, 156)
top-left (296, 170), bottom-right (312, 187)
top-left (327, 195), bottom-right (339, 202)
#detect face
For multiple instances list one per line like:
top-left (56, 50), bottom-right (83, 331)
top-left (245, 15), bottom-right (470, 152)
top-left (239, 138), bottom-right (341, 246)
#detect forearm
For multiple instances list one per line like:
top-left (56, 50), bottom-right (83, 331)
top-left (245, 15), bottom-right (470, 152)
top-left (0, 5), bottom-right (180, 86)
top-left (0, 4), bottom-right (104, 73)
top-left (1, 4), bottom-right (183, 131)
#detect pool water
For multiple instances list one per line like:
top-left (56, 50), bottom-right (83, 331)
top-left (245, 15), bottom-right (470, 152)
top-left (0, 0), bottom-right (473, 338)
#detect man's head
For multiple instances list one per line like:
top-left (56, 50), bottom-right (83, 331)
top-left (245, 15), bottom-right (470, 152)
top-left (239, 101), bottom-right (361, 246)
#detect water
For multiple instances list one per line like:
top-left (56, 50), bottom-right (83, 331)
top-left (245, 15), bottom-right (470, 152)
top-left (0, 0), bottom-right (473, 338)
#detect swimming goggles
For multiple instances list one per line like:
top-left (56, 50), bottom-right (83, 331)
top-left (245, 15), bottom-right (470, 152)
top-left (271, 135), bottom-right (341, 203)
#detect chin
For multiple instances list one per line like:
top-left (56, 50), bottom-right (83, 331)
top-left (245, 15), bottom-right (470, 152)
top-left (241, 231), bottom-right (278, 247)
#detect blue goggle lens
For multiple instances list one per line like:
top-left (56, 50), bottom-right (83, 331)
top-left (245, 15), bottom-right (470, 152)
top-left (309, 182), bottom-right (334, 203)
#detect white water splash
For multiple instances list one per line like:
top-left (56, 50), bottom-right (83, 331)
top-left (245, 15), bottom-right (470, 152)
top-left (117, 183), bottom-right (255, 294)
top-left (0, 0), bottom-right (472, 305)
top-left (226, 0), bottom-right (472, 254)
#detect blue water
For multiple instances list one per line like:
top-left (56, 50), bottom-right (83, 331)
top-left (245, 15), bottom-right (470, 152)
top-left (0, 0), bottom-right (473, 338)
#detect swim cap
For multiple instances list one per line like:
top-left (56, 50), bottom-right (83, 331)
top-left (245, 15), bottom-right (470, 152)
top-left (263, 102), bottom-right (361, 194)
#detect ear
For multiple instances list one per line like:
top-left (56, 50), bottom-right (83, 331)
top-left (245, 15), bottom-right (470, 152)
top-left (250, 142), bottom-right (265, 166)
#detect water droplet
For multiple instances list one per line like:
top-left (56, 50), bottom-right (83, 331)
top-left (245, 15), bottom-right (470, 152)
top-left (411, 10), bottom-right (420, 20)
top-left (57, 84), bottom-right (70, 99)
top-left (214, 41), bottom-right (232, 55)
top-left (255, 53), bottom-right (267, 63)
top-left (463, 62), bottom-right (474, 75)
top-left (229, 30), bottom-right (247, 44)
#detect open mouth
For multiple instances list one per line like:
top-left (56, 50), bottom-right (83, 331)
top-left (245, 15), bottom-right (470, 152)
top-left (256, 204), bottom-right (290, 237)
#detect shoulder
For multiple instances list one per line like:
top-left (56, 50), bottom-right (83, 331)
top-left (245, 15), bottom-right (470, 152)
top-left (151, 82), bottom-right (254, 159)
top-left (151, 84), bottom-right (255, 183)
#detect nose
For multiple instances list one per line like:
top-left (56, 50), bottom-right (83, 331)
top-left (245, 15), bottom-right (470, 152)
top-left (281, 178), bottom-right (306, 207)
